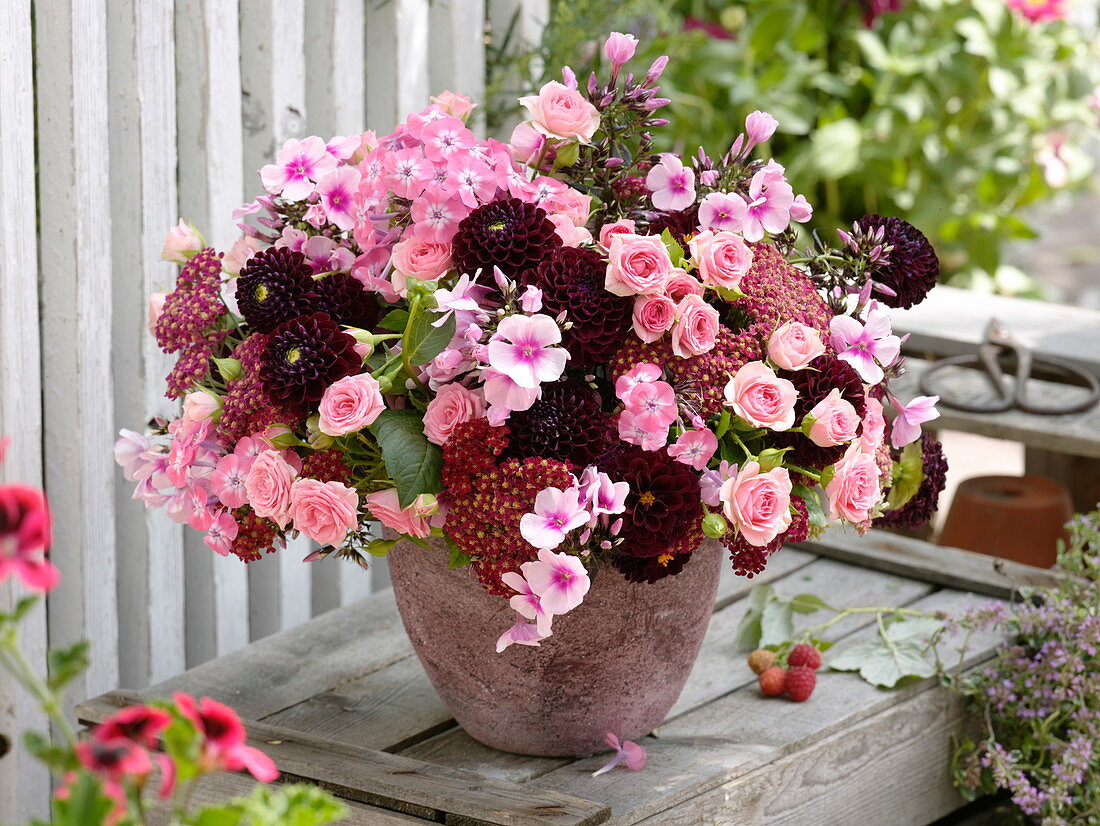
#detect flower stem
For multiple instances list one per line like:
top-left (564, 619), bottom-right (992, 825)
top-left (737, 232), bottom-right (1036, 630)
top-left (0, 631), bottom-right (77, 746)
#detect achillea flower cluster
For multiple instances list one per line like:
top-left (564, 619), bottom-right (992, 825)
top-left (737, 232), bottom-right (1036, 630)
top-left (218, 333), bottom-right (285, 443)
top-left (166, 330), bottom-right (227, 400)
top-left (229, 508), bottom-right (282, 563)
top-left (154, 248), bottom-right (226, 352)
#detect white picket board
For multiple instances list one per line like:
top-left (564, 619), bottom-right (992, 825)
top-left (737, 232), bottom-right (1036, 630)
top-left (175, 0), bottom-right (251, 663)
top-left (106, 0), bottom-right (189, 689)
top-left (429, 0), bottom-right (488, 115)
top-left (367, 0), bottom-right (432, 133)
top-left (0, 1), bottom-right (52, 819)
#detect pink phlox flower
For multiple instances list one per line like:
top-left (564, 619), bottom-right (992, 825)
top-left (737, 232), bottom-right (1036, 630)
top-left (165, 419), bottom-right (214, 488)
top-left (259, 136), bottom-right (337, 200)
top-left (351, 258), bottom-right (401, 304)
top-left (325, 134), bottom-right (361, 161)
top-left (741, 168), bottom-right (794, 242)
top-left (593, 733), bottom-right (647, 776)
top-left (523, 175), bottom-right (568, 208)
top-left (209, 453), bottom-right (251, 509)
top-left (385, 147), bottom-right (433, 200)
top-left (887, 393), bottom-right (940, 449)
top-left (410, 190), bottom-right (466, 243)
top-left (425, 347), bottom-right (475, 389)
top-left (445, 154), bottom-right (498, 208)
top-left (744, 110), bottom-right (779, 147)
top-left (520, 285), bottom-right (543, 313)
top-left (481, 367), bottom-right (542, 424)
top-left (232, 199), bottom-right (262, 222)
top-left (667, 428), bottom-right (719, 471)
top-left (646, 153), bottom-right (696, 212)
top-left (617, 409), bottom-right (671, 452)
top-left (404, 104), bottom-right (450, 139)
top-left (274, 226), bottom-right (308, 253)
top-left (789, 194), bottom-right (813, 223)
top-left (578, 466), bottom-right (629, 519)
top-left (523, 547), bottom-right (591, 615)
top-left (303, 203), bottom-right (328, 229)
top-left (486, 313), bottom-right (568, 389)
top-left (234, 436), bottom-right (266, 460)
top-left (501, 574), bottom-right (554, 637)
top-left (519, 486), bottom-right (591, 551)
top-left (358, 146), bottom-right (389, 188)
top-left (698, 191), bottom-right (748, 233)
top-left (495, 611), bottom-right (548, 653)
top-left (699, 459), bottom-right (737, 507)
top-left (829, 307), bottom-right (901, 385)
top-left (302, 235), bottom-right (355, 274)
top-left (114, 429), bottom-right (151, 481)
top-left (204, 509), bottom-right (239, 557)
top-left (614, 362), bottom-right (662, 401)
top-left (421, 116), bottom-right (476, 163)
top-left (317, 166), bottom-right (362, 230)
top-left (432, 273), bottom-right (491, 329)
top-left (622, 379), bottom-right (679, 430)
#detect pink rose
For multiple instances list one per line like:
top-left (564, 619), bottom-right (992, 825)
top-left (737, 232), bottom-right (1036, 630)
top-left (632, 294), bottom-right (676, 343)
top-left (364, 488), bottom-right (432, 539)
top-left (664, 271), bottom-right (704, 302)
top-left (423, 383), bottom-right (485, 446)
top-left (719, 461), bottom-right (793, 546)
top-left (288, 478), bottom-right (360, 547)
top-left (724, 361), bottom-right (798, 431)
top-left (767, 321), bottom-right (825, 371)
top-left (548, 214), bottom-right (593, 247)
top-left (518, 81), bottom-right (601, 144)
top-left (826, 445), bottom-right (882, 523)
top-left (599, 219), bottom-right (636, 249)
top-left (430, 90), bottom-right (476, 121)
top-left (688, 229), bottom-right (753, 291)
top-left (223, 236), bottom-right (262, 275)
top-left (147, 292), bottom-right (167, 334)
top-left (161, 218), bottom-right (201, 264)
top-left (545, 188), bottom-right (592, 226)
top-left (318, 374), bottom-right (385, 437)
top-left (671, 295), bottom-right (719, 358)
top-left (806, 389), bottom-right (860, 447)
top-left (391, 236), bottom-right (452, 282)
top-left (181, 390), bottom-right (221, 423)
top-left (605, 234), bottom-right (674, 296)
top-left (859, 395), bottom-right (886, 456)
top-left (244, 450), bottom-right (299, 529)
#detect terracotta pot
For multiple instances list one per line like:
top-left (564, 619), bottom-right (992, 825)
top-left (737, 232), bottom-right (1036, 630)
top-left (938, 475), bottom-right (1072, 568)
top-left (388, 537), bottom-right (724, 757)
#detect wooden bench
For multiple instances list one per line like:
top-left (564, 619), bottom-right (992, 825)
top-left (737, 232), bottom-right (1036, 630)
top-left (77, 533), bottom-right (1054, 826)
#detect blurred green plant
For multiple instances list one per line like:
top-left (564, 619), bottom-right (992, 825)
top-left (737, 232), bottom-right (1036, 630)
top-left (489, 0), bottom-right (1100, 290)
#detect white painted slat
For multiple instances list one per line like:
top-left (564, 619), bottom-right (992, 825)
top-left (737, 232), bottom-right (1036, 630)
top-left (35, 0), bottom-right (120, 701)
top-left (175, 0), bottom-right (251, 662)
top-left (430, 0), bottom-right (487, 133)
top-left (485, 0), bottom-right (548, 136)
top-left (367, 0), bottom-right (431, 133)
top-left (0, 2), bottom-right (51, 818)
top-left (106, 0), bottom-right (188, 688)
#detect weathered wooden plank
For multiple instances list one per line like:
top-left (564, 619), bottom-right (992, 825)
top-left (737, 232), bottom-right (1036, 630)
top-left (796, 527), bottom-right (1061, 599)
top-left (529, 589), bottom-right (1005, 825)
top-left (1023, 447), bottom-right (1100, 514)
top-left (175, 0), bottom-right (251, 662)
top-left (429, 0), bottom-right (487, 132)
top-left (366, 0), bottom-right (431, 134)
top-left (893, 357), bottom-right (1100, 460)
top-left (894, 284), bottom-right (1100, 377)
top-left (630, 684), bottom-right (972, 825)
top-left (77, 691), bottom-right (612, 826)
top-left (35, 0), bottom-right (120, 701)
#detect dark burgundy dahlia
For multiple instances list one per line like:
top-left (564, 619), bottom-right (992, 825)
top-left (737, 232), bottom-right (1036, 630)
top-left (647, 205), bottom-right (700, 246)
top-left (855, 215), bottom-right (940, 310)
top-left (259, 313), bottom-right (360, 418)
top-left (450, 198), bottom-right (561, 278)
top-left (236, 247), bottom-right (316, 333)
top-left (504, 377), bottom-right (608, 468)
top-left (874, 433), bottom-right (948, 531)
top-left (310, 272), bottom-right (381, 330)
top-left (601, 445), bottom-right (703, 559)
top-left (613, 549), bottom-right (694, 584)
top-left (521, 247), bottom-right (632, 365)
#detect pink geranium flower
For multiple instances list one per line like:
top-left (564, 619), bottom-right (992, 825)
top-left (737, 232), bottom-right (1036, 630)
top-left (741, 168), bottom-right (794, 242)
top-left (316, 166), bottom-right (361, 231)
top-left (519, 486), bottom-right (590, 550)
top-left (646, 154), bottom-right (696, 212)
top-left (487, 314), bottom-right (568, 389)
top-left (829, 308), bottom-right (901, 385)
top-left (887, 393), bottom-right (940, 448)
top-left (667, 428), bottom-right (718, 471)
top-left (593, 733), bottom-right (647, 776)
top-left (259, 136), bottom-right (337, 201)
top-left (173, 693), bottom-right (278, 782)
top-left (0, 476), bottom-right (57, 593)
top-left (523, 547), bottom-right (591, 615)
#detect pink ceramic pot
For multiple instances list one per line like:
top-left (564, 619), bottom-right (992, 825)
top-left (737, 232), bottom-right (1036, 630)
top-left (388, 537), bottom-right (724, 757)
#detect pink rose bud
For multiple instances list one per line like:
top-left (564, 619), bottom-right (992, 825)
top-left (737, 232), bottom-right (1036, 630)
top-left (724, 361), bottom-right (798, 431)
top-left (663, 271), bottom-right (704, 302)
top-left (147, 292), bottom-right (167, 334)
top-left (632, 294), bottom-right (677, 343)
top-left (161, 218), bottom-right (202, 264)
top-left (688, 229), bottom-right (754, 292)
top-left (767, 321), bottom-right (825, 371)
top-left (518, 81), bottom-right (601, 144)
top-left (604, 32), bottom-right (639, 67)
top-left (598, 219), bottom-right (636, 250)
top-left (744, 110), bottom-right (778, 146)
top-left (719, 461), bottom-right (793, 547)
top-left (548, 213), bottom-right (593, 247)
top-left (317, 374), bottom-right (385, 437)
top-left (391, 235), bottom-right (453, 282)
top-left (429, 90), bottom-right (476, 121)
top-left (826, 445), bottom-right (882, 524)
top-left (423, 382), bottom-right (486, 446)
top-left (670, 295), bottom-right (720, 358)
top-left (288, 478), bottom-right (360, 548)
top-left (181, 390), bottom-right (221, 423)
top-left (223, 235), bottom-right (262, 275)
top-left (806, 389), bottom-right (860, 447)
top-left (364, 488), bottom-right (431, 538)
top-left (605, 233), bottom-right (675, 296)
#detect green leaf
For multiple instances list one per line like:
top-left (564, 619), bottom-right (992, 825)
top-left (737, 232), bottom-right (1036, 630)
top-left (660, 229), bottom-right (686, 267)
top-left (829, 637), bottom-right (936, 688)
top-left (881, 615), bottom-right (944, 643)
top-left (884, 440), bottom-right (925, 512)
top-left (365, 538), bottom-right (399, 557)
top-left (809, 118), bottom-right (863, 178)
top-left (403, 305), bottom-right (456, 367)
top-left (47, 641), bottom-right (90, 693)
top-left (760, 600), bottom-right (794, 647)
top-left (788, 593), bottom-right (833, 614)
top-left (379, 309), bottom-right (410, 333)
top-left (715, 409), bottom-right (732, 440)
top-left (24, 731), bottom-right (78, 773)
top-left (51, 773), bottom-right (118, 826)
top-left (735, 610), bottom-right (764, 651)
top-left (792, 485), bottom-right (827, 532)
top-left (447, 543), bottom-right (473, 569)
top-left (188, 784), bottom-right (347, 826)
top-left (368, 409), bottom-right (442, 508)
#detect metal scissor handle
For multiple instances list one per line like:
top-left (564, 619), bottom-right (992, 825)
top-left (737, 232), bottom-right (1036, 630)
top-left (919, 319), bottom-right (1100, 416)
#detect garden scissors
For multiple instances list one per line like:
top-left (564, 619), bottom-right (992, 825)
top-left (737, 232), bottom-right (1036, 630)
top-left (918, 319), bottom-right (1100, 415)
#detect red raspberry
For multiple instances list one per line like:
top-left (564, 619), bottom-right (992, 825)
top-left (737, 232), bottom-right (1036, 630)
top-left (785, 666), bottom-right (817, 702)
top-left (788, 643), bottom-right (822, 670)
top-left (758, 666), bottom-right (787, 696)
top-left (747, 649), bottom-right (775, 675)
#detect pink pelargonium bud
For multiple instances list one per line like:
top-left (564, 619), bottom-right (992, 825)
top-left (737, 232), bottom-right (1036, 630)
top-left (604, 32), bottom-right (639, 68)
top-left (744, 110), bottom-right (778, 146)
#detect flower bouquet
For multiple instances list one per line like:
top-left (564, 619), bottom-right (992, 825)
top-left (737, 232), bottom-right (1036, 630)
top-left (117, 31), bottom-right (945, 755)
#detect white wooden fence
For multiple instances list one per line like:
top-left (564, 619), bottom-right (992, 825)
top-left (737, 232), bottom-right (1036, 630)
top-left (0, 0), bottom-right (546, 819)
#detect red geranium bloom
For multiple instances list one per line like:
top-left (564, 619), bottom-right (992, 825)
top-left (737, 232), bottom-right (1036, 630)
top-left (75, 738), bottom-right (151, 781)
top-left (174, 692), bottom-right (279, 782)
top-left (0, 482), bottom-right (57, 593)
top-left (95, 705), bottom-right (173, 749)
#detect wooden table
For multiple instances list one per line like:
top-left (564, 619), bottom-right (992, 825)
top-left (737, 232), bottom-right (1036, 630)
top-left (77, 533), bottom-right (1055, 826)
